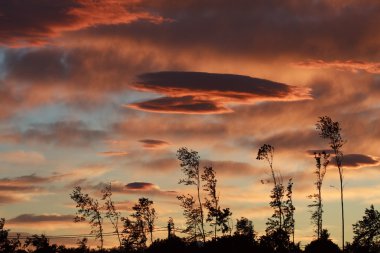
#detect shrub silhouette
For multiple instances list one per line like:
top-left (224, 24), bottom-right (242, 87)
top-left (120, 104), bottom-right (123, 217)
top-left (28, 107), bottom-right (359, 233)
top-left (304, 229), bottom-right (341, 253)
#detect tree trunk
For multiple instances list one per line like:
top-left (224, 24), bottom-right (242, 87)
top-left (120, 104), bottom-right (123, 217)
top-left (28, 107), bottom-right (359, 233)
top-left (339, 168), bottom-right (345, 251)
top-left (196, 175), bottom-right (206, 242)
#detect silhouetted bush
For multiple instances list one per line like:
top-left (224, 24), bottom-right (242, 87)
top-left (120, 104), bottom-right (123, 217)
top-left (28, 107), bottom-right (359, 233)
top-left (203, 234), bottom-right (258, 253)
top-left (304, 230), bottom-right (341, 253)
top-left (146, 236), bottom-right (188, 253)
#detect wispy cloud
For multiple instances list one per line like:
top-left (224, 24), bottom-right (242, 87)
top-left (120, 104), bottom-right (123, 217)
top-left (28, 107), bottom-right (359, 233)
top-left (1, 121), bottom-right (107, 147)
top-left (0, 0), bottom-right (167, 47)
top-left (98, 151), bottom-right (129, 157)
top-left (295, 60), bottom-right (380, 74)
top-left (0, 150), bottom-right (45, 165)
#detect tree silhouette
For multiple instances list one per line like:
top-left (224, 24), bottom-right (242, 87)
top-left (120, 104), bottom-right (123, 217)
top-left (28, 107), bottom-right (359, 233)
top-left (257, 144), bottom-right (285, 233)
top-left (131, 197), bottom-right (157, 244)
top-left (101, 182), bottom-right (122, 248)
top-left (266, 183), bottom-right (285, 234)
top-left (167, 217), bottom-right (175, 239)
top-left (177, 147), bottom-right (206, 242)
top-left (122, 216), bottom-right (147, 251)
top-left (70, 186), bottom-right (104, 250)
top-left (284, 179), bottom-right (295, 244)
top-left (308, 151), bottom-right (329, 239)
top-left (0, 218), bottom-right (21, 252)
top-left (316, 116), bottom-right (345, 250)
top-left (234, 217), bottom-right (255, 239)
top-left (177, 194), bottom-right (202, 242)
top-left (24, 234), bottom-right (56, 253)
top-left (76, 238), bottom-right (89, 253)
top-left (352, 204), bottom-right (380, 252)
top-left (202, 166), bottom-right (232, 239)
top-left (257, 144), bottom-right (277, 186)
top-left (304, 229), bottom-right (340, 253)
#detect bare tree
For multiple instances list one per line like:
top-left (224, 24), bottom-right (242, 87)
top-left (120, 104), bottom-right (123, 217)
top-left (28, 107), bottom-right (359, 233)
top-left (316, 116), bottom-right (345, 250)
top-left (308, 152), bottom-right (329, 239)
top-left (70, 186), bottom-right (104, 250)
top-left (177, 147), bottom-right (206, 242)
top-left (101, 182), bottom-right (122, 248)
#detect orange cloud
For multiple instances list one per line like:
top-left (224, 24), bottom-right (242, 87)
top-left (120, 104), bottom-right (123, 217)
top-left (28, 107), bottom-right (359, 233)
top-left (295, 60), bottom-right (380, 74)
top-left (0, 173), bottom-right (65, 204)
top-left (98, 151), bottom-right (129, 157)
top-left (0, 0), bottom-right (167, 47)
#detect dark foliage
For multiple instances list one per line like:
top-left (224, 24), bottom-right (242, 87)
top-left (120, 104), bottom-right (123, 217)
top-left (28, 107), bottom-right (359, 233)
top-left (304, 229), bottom-right (340, 253)
top-left (351, 205), bottom-right (380, 252)
top-left (146, 236), bottom-right (188, 253)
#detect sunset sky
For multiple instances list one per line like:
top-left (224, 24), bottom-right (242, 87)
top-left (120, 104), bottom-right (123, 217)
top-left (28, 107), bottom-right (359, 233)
top-left (1, 0), bottom-right (380, 248)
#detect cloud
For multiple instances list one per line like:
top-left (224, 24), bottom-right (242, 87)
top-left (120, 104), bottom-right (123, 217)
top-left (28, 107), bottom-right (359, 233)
top-left (81, 0), bottom-right (380, 61)
top-left (306, 151), bottom-right (379, 168)
top-left (0, 43), bottom-right (181, 118)
top-left (3, 121), bottom-right (107, 147)
top-left (129, 95), bottom-right (231, 114)
top-left (295, 60), bottom-right (380, 74)
top-left (0, 195), bottom-right (23, 204)
top-left (94, 181), bottom-right (177, 197)
top-left (125, 182), bottom-right (157, 190)
top-left (342, 154), bottom-right (379, 168)
top-left (139, 139), bottom-right (170, 149)
top-left (306, 149), bottom-right (335, 155)
top-left (0, 150), bottom-right (46, 165)
top-left (130, 157), bottom-right (178, 172)
top-left (0, 174), bottom-right (61, 186)
top-left (98, 151), bottom-right (129, 157)
top-left (201, 160), bottom-right (266, 177)
top-left (0, 0), bottom-right (166, 47)
top-left (6, 214), bottom-right (82, 231)
top-left (127, 71), bottom-right (310, 114)
top-left (0, 173), bottom-right (64, 204)
top-left (8, 214), bottom-right (75, 224)
top-left (112, 115), bottom-right (228, 140)
top-left (62, 164), bottom-right (112, 189)
top-left (245, 129), bottom-right (324, 152)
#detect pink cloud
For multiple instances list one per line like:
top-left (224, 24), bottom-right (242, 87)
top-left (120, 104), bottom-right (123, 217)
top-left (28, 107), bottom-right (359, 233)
top-left (295, 59), bottom-right (380, 74)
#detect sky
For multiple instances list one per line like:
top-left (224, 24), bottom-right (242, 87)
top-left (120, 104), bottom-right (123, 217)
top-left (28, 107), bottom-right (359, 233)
top-left (1, 0), bottom-right (380, 249)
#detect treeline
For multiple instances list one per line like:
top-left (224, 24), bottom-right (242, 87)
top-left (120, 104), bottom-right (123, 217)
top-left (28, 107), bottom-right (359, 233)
top-left (1, 116), bottom-right (380, 253)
